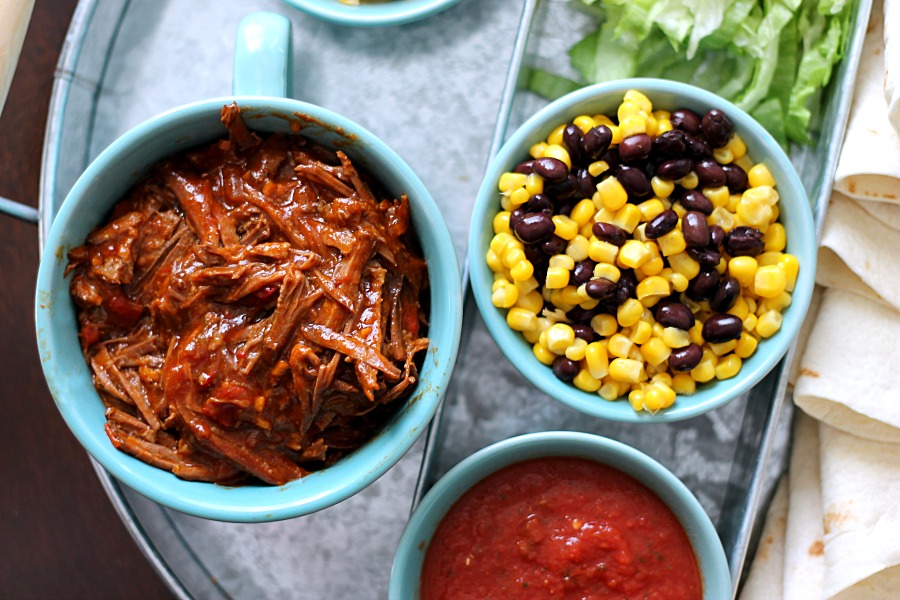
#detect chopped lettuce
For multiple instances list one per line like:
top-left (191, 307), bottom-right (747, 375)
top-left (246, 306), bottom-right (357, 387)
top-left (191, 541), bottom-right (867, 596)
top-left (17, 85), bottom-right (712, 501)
top-left (530, 0), bottom-right (856, 147)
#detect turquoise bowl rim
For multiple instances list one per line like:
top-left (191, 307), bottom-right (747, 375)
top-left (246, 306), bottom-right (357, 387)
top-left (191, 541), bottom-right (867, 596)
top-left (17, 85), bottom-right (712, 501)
top-left (34, 95), bottom-right (462, 522)
top-left (280, 0), bottom-right (462, 27)
top-left (468, 77), bottom-right (816, 423)
top-left (389, 430), bottom-right (732, 599)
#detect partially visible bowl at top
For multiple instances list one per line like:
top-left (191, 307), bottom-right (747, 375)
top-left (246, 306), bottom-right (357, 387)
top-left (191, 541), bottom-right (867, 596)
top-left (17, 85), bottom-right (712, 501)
top-left (390, 431), bottom-right (732, 599)
top-left (281, 0), bottom-right (462, 27)
top-left (468, 78), bottom-right (816, 423)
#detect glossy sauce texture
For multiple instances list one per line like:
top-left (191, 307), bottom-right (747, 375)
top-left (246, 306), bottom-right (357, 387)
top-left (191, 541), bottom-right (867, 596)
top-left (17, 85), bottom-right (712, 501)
top-left (422, 457), bottom-right (702, 600)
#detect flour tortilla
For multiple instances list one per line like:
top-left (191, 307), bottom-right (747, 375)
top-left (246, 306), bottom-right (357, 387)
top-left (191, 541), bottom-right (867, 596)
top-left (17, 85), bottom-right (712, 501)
top-left (833, 0), bottom-right (900, 204)
top-left (788, 285), bottom-right (824, 385)
top-left (884, 0), bottom-right (900, 136)
top-left (817, 193), bottom-right (900, 311)
top-left (819, 423), bottom-right (900, 599)
top-left (794, 288), bottom-right (900, 443)
top-left (783, 411), bottom-right (825, 600)
top-left (739, 476), bottom-right (788, 600)
top-left (0, 0), bottom-right (34, 119)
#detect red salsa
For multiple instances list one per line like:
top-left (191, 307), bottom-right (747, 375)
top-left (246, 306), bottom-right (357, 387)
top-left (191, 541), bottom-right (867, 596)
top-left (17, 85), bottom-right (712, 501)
top-left (421, 457), bottom-right (702, 600)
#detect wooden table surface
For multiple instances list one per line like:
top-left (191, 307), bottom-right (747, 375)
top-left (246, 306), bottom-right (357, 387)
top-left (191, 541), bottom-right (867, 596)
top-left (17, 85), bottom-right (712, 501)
top-left (0, 2), bottom-right (175, 598)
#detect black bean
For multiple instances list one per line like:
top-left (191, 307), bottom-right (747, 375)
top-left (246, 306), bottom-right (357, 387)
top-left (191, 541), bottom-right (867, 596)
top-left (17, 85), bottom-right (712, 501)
top-left (615, 165), bottom-right (652, 198)
top-left (695, 158), bottom-right (726, 188)
top-left (514, 212), bottom-right (554, 244)
top-left (566, 306), bottom-right (595, 324)
top-left (581, 125), bottom-right (613, 160)
top-left (513, 160), bottom-right (535, 174)
top-left (613, 270), bottom-right (637, 304)
top-left (644, 209), bottom-right (678, 239)
top-left (544, 174), bottom-right (579, 201)
top-left (653, 129), bottom-right (687, 158)
top-left (710, 276), bottom-right (741, 312)
top-left (524, 193), bottom-right (553, 214)
top-left (555, 199), bottom-right (577, 216)
top-left (541, 235), bottom-right (567, 256)
top-left (669, 344), bottom-right (703, 372)
top-left (686, 246), bottom-right (721, 267)
top-left (671, 109), bottom-right (701, 135)
top-left (524, 243), bottom-right (546, 266)
top-left (700, 108), bottom-right (733, 148)
top-left (725, 226), bottom-right (765, 257)
top-left (510, 208), bottom-right (525, 233)
top-left (619, 134), bottom-right (653, 162)
top-left (563, 124), bottom-right (584, 166)
top-left (592, 222), bottom-right (627, 246)
top-left (679, 189), bottom-right (714, 215)
top-left (722, 164), bottom-right (749, 193)
top-left (552, 356), bottom-right (580, 382)
top-left (655, 300), bottom-right (695, 330)
top-left (576, 168), bottom-right (595, 198)
top-left (532, 157), bottom-right (569, 182)
top-left (702, 313), bottom-right (743, 343)
top-left (684, 133), bottom-right (712, 159)
top-left (572, 324), bottom-right (596, 343)
top-left (656, 158), bottom-right (693, 180)
top-left (572, 259), bottom-right (597, 285)
top-left (709, 224), bottom-right (726, 248)
top-left (585, 278), bottom-right (617, 300)
top-left (682, 211), bottom-right (710, 248)
top-left (686, 268), bottom-right (719, 300)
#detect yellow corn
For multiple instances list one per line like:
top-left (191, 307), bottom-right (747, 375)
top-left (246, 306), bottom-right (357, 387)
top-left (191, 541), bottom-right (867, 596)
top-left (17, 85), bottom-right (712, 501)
top-left (585, 341), bottom-right (610, 379)
top-left (591, 314), bottom-right (618, 337)
top-left (588, 238), bottom-right (619, 264)
top-left (690, 359), bottom-right (716, 383)
top-left (641, 337), bottom-right (672, 367)
top-left (756, 310), bottom-right (783, 338)
top-left (545, 323), bottom-right (576, 354)
top-left (743, 313), bottom-right (758, 332)
top-left (672, 372), bottom-right (697, 395)
top-left (489, 231), bottom-right (517, 255)
top-left (737, 195), bottom-right (773, 228)
top-left (493, 211), bottom-right (511, 234)
top-left (729, 256), bottom-right (758, 288)
top-left (763, 222), bottom-right (786, 252)
top-left (709, 206), bottom-right (735, 230)
top-left (754, 265), bottom-right (786, 298)
top-left (608, 333), bottom-right (634, 359)
top-left (566, 235), bottom-right (591, 262)
top-left (779, 254), bottom-right (800, 292)
top-left (637, 198), bottom-right (666, 221)
top-left (760, 291), bottom-right (792, 313)
top-left (709, 340), bottom-right (738, 356)
top-left (629, 389), bottom-right (646, 412)
top-left (595, 177), bottom-right (629, 211)
top-left (573, 369), bottom-right (603, 392)
top-left (508, 187), bottom-right (531, 208)
top-left (593, 263), bottom-right (621, 282)
top-left (715, 355), bottom-right (742, 380)
top-left (712, 147), bottom-right (734, 165)
top-left (542, 144), bottom-right (571, 169)
top-left (533, 342), bottom-right (556, 365)
top-left (636, 275), bottom-right (670, 306)
top-left (573, 114), bottom-right (597, 133)
top-left (660, 268), bottom-right (689, 293)
top-left (680, 171), bottom-right (699, 189)
top-left (486, 248), bottom-right (504, 273)
top-left (609, 358), bottom-right (645, 384)
top-left (748, 163), bottom-right (776, 188)
top-left (570, 199), bottom-right (596, 226)
top-left (617, 298), bottom-right (644, 327)
top-left (757, 251), bottom-right (783, 266)
top-left (588, 160), bottom-right (610, 177)
top-left (565, 338), bottom-right (589, 362)
top-left (547, 124), bottom-right (567, 146)
top-left (552, 214), bottom-right (579, 240)
top-left (619, 114), bottom-right (648, 137)
top-left (629, 320), bottom-right (652, 345)
top-left (624, 90), bottom-right (653, 112)
top-left (651, 176), bottom-right (675, 198)
top-left (599, 381), bottom-right (623, 401)
top-left (726, 134), bottom-right (747, 160)
top-left (705, 186), bottom-right (730, 209)
top-left (492, 280), bottom-right (519, 308)
top-left (662, 327), bottom-right (691, 348)
top-left (502, 247), bottom-right (526, 270)
top-left (510, 260), bottom-right (534, 282)
top-left (506, 307), bottom-right (538, 332)
top-left (529, 142), bottom-right (547, 159)
top-left (545, 267), bottom-right (570, 290)
top-left (498, 172), bottom-right (527, 192)
top-left (644, 383), bottom-right (676, 411)
top-left (618, 239), bottom-right (651, 269)
top-left (516, 289), bottom-right (544, 314)
top-left (668, 251), bottom-right (702, 280)
top-left (735, 332), bottom-right (758, 358)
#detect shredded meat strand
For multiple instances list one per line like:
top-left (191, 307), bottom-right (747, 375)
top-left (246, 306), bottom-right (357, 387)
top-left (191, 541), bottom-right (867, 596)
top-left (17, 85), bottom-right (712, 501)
top-left (67, 103), bottom-right (429, 485)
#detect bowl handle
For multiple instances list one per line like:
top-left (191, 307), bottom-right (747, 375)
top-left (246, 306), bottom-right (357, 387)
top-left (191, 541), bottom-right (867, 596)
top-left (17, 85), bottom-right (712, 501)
top-left (233, 12), bottom-right (293, 98)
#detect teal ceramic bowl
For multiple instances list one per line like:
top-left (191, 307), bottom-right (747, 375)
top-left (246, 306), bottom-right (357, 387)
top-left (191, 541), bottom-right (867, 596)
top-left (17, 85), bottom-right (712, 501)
top-left (390, 431), bottom-right (731, 599)
top-left (33, 13), bottom-right (462, 522)
top-left (468, 78), bottom-right (816, 423)
top-left (281, 0), bottom-right (462, 27)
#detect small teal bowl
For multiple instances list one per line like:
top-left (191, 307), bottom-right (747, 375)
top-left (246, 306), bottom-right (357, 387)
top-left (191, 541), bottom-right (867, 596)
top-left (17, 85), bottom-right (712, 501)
top-left (390, 431), bottom-right (731, 599)
top-left (468, 78), bottom-right (816, 423)
top-left (34, 13), bottom-right (462, 522)
top-left (281, 0), bottom-right (462, 27)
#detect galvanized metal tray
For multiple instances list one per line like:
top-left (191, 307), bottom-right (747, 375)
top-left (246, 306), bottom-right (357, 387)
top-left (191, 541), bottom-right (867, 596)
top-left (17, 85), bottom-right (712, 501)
top-left (32, 0), bottom-right (870, 598)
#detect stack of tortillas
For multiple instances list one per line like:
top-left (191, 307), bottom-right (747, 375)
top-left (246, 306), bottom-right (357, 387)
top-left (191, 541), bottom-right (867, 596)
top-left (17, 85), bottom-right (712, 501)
top-left (741, 0), bottom-right (900, 598)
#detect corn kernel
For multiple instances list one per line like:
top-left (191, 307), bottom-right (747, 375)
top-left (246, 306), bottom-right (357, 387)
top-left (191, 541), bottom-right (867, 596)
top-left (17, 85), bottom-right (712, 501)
top-left (779, 254), bottom-right (800, 292)
top-left (690, 359), bottom-right (716, 383)
top-left (726, 134), bottom-right (747, 160)
top-left (760, 291), bottom-right (792, 313)
top-left (757, 251), bottom-right (783, 266)
top-left (566, 235), bottom-right (591, 262)
top-left (754, 265), bottom-right (786, 298)
top-left (729, 256), bottom-right (758, 287)
top-left (545, 323), bottom-right (576, 354)
top-left (704, 186), bottom-right (730, 210)
top-left (709, 206), bottom-right (735, 231)
top-left (756, 310), bottom-right (783, 338)
top-left (651, 176), bottom-right (675, 198)
top-left (588, 160), bottom-right (610, 177)
top-left (655, 228), bottom-right (687, 257)
top-left (708, 339), bottom-right (738, 356)
top-left (661, 327), bottom-right (691, 348)
top-left (507, 307), bottom-right (538, 331)
top-left (737, 195), bottom-right (773, 227)
top-left (618, 240), bottom-right (651, 269)
top-left (629, 320), bottom-right (652, 345)
top-left (515, 275), bottom-right (540, 295)
top-left (593, 263), bottom-right (621, 282)
top-left (489, 232), bottom-right (517, 255)
top-left (715, 355), bottom-right (742, 380)
top-left (499, 195), bottom-right (512, 211)
top-left (498, 172), bottom-right (526, 192)
top-left (636, 275), bottom-right (670, 306)
top-left (587, 239), bottom-right (618, 264)
top-left (743, 313), bottom-right (758, 332)
top-left (735, 332), bottom-right (758, 358)
top-left (486, 248), bottom-right (504, 273)
top-left (559, 285), bottom-right (583, 306)
top-left (552, 214), bottom-right (578, 240)
top-left (572, 369), bottom-right (602, 392)
top-left (637, 198), bottom-right (666, 222)
top-left (547, 124), bottom-right (567, 146)
top-left (570, 199), bottom-right (596, 226)
top-left (584, 342), bottom-right (610, 379)
top-left (624, 90), bottom-right (653, 112)
top-left (629, 389), bottom-right (646, 411)
top-left (565, 338), bottom-right (588, 362)
top-left (548, 254), bottom-right (575, 271)
top-left (573, 115), bottom-right (597, 133)
top-left (609, 358), bottom-right (645, 384)
top-left (727, 295), bottom-right (750, 320)
top-left (641, 337), bottom-right (672, 367)
top-left (492, 280), bottom-right (519, 308)
top-left (545, 267), bottom-right (570, 289)
top-left (599, 381), bottom-right (622, 401)
top-left (688, 321), bottom-right (704, 346)
top-left (668, 251), bottom-right (701, 280)
top-left (748, 163), bottom-right (776, 188)
top-left (763, 222), bottom-right (786, 252)
top-left (612, 204), bottom-right (642, 233)
top-left (712, 147), bottom-right (734, 165)
top-left (510, 260), bottom-right (534, 282)
top-left (617, 298), bottom-right (644, 327)
top-left (591, 314), bottom-right (618, 337)
top-left (493, 211), bottom-right (511, 234)
top-left (672, 372), bottom-right (696, 395)
top-left (642, 387), bottom-right (667, 412)
top-left (660, 268), bottom-right (689, 293)
top-left (595, 177), bottom-right (629, 212)
top-left (619, 114), bottom-right (647, 137)
top-left (540, 144), bottom-right (571, 169)
top-left (508, 187), bottom-right (531, 207)
top-left (529, 142), bottom-right (547, 159)
top-left (644, 113), bottom-right (659, 137)
top-left (533, 342), bottom-right (555, 365)
top-left (607, 333), bottom-right (634, 359)
top-left (680, 171), bottom-right (699, 189)
top-left (516, 289), bottom-right (544, 314)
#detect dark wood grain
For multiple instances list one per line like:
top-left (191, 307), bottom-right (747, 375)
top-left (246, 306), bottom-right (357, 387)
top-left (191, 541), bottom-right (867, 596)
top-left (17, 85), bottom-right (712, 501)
top-left (0, 2), bottom-right (175, 598)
